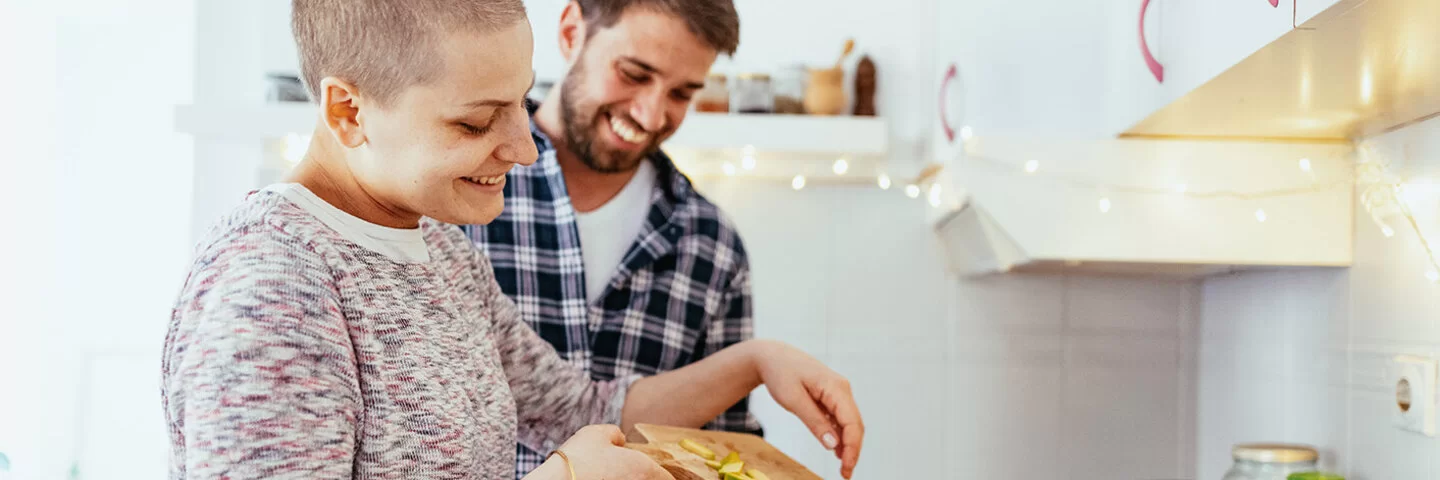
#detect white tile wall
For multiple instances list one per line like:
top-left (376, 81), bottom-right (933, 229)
top-left (709, 181), bottom-right (1200, 479)
top-left (1197, 113), bottom-right (1440, 480)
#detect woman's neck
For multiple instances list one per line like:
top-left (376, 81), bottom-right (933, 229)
top-left (286, 128), bottom-right (422, 229)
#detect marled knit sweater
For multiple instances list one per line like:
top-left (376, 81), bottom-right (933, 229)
top-left (162, 184), bottom-right (632, 479)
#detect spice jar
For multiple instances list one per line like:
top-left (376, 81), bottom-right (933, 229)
top-left (694, 73), bottom-right (729, 113)
top-left (731, 73), bottom-right (774, 114)
top-left (803, 67), bottom-right (846, 115)
top-left (1222, 444), bottom-right (1320, 480)
top-left (773, 65), bottom-right (807, 114)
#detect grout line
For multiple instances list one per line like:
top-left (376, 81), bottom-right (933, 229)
top-left (1058, 273), bottom-right (1070, 480)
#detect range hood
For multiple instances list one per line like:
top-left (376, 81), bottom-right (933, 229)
top-left (931, 136), bottom-right (1355, 277)
top-left (1126, 0), bottom-right (1440, 139)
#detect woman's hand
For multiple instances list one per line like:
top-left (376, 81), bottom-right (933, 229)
top-left (750, 340), bottom-right (866, 479)
top-left (528, 425), bottom-right (671, 480)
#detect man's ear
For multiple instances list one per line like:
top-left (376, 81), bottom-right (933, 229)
top-left (317, 77), bottom-right (367, 148)
top-left (557, 1), bottom-right (589, 65)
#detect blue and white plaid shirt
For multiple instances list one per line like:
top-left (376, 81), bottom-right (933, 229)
top-left (465, 103), bottom-right (762, 478)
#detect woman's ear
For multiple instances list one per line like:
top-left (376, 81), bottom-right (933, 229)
top-left (317, 77), bottom-right (367, 148)
top-left (557, 1), bottom-right (588, 65)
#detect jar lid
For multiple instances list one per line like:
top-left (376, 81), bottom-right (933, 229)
top-left (737, 73), bottom-right (771, 81)
top-left (1232, 443), bottom-right (1318, 463)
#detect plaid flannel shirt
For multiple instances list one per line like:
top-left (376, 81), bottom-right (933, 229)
top-left (465, 103), bottom-right (762, 478)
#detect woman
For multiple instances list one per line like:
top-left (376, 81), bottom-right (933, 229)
top-left (161, 0), bottom-right (864, 479)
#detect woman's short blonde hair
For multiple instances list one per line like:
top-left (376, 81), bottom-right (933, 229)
top-left (291, 0), bottom-right (527, 106)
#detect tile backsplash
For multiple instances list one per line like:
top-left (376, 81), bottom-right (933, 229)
top-left (1197, 112), bottom-right (1440, 480)
top-left (708, 181), bottom-right (1200, 479)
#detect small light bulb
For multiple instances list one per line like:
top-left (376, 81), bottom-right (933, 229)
top-left (928, 184), bottom-right (943, 207)
top-left (1382, 225), bottom-right (1396, 237)
top-left (960, 126), bottom-right (974, 142)
top-left (1097, 197), bottom-right (1111, 213)
top-left (905, 184), bottom-right (921, 198)
top-left (1298, 158), bottom-right (1312, 172)
top-left (791, 175), bottom-right (806, 190)
top-left (1427, 270), bottom-right (1440, 283)
top-left (1174, 183), bottom-right (1188, 194)
top-left (1024, 160), bottom-right (1039, 174)
top-left (722, 162), bottom-right (737, 176)
top-left (741, 154), bottom-right (756, 170)
top-left (1255, 209), bottom-right (1268, 223)
top-left (877, 173), bottom-right (892, 190)
top-left (832, 158), bottom-right (849, 175)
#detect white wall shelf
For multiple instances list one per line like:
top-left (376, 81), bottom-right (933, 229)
top-left (176, 105), bottom-right (886, 151)
top-left (174, 105), bottom-right (892, 182)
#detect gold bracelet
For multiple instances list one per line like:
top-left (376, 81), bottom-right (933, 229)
top-left (548, 449), bottom-right (577, 480)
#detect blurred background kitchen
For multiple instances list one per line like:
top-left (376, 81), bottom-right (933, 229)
top-left (3, 0), bottom-right (1440, 478)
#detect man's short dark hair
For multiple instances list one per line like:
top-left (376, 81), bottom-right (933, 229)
top-left (577, 0), bottom-right (740, 55)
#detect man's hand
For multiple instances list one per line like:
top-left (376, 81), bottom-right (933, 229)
top-left (747, 339), bottom-right (865, 479)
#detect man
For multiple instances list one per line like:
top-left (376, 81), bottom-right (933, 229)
top-left (466, 0), bottom-right (864, 478)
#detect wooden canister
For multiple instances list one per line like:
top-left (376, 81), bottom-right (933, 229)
top-left (803, 67), bottom-right (846, 116)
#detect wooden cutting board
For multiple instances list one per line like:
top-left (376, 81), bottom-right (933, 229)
top-left (628, 423), bottom-right (823, 480)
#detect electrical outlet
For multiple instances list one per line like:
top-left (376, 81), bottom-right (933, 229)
top-left (1391, 355), bottom-right (1438, 436)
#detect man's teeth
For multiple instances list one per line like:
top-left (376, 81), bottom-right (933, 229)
top-left (609, 115), bottom-right (649, 144)
top-left (464, 174), bottom-right (505, 185)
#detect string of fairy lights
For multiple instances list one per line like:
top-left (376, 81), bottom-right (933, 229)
top-left (1355, 140), bottom-right (1440, 282)
top-left (279, 128), bottom-right (1440, 283)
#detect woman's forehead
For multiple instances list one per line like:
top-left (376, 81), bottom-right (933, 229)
top-left (416, 22), bottom-right (535, 105)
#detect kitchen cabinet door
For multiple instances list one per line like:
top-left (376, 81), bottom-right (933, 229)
top-left (1102, 0), bottom-right (1176, 134)
top-left (1295, 0), bottom-right (1361, 27)
top-left (1160, 0), bottom-right (1295, 99)
top-left (933, 0), bottom-right (1138, 138)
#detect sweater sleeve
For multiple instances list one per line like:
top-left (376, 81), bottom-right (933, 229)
top-left (477, 250), bottom-right (637, 453)
top-left (162, 225), bottom-right (361, 480)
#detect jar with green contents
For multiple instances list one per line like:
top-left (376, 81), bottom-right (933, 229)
top-left (1222, 444), bottom-right (1320, 480)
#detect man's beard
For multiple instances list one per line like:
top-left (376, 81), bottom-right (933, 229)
top-left (558, 60), bottom-right (664, 174)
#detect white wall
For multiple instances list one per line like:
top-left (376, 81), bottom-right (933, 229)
top-left (704, 181), bottom-right (1200, 479)
top-left (701, 182), bottom-right (953, 479)
top-left (948, 273), bottom-right (1200, 479)
top-left (0, 0), bottom-right (195, 479)
top-left (1198, 113), bottom-right (1440, 480)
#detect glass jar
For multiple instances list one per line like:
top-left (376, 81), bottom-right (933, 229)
top-left (1222, 444), bottom-right (1320, 480)
top-left (731, 73), bottom-right (774, 114)
top-left (694, 73), bottom-right (729, 113)
top-left (773, 65), bottom-right (807, 114)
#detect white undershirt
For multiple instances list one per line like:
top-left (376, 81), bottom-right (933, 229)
top-left (575, 160), bottom-right (656, 302)
top-left (264, 183), bottom-right (431, 263)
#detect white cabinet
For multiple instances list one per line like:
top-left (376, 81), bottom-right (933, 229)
top-left (931, 0), bottom-right (1297, 139)
top-left (1158, 0), bottom-right (1295, 103)
top-left (1294, 0), bottom-right (1360, 26)
top-left (1104, 0), bottom-right (1177, 134)
top-left (932, 0), bottom-right (1152, 139)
